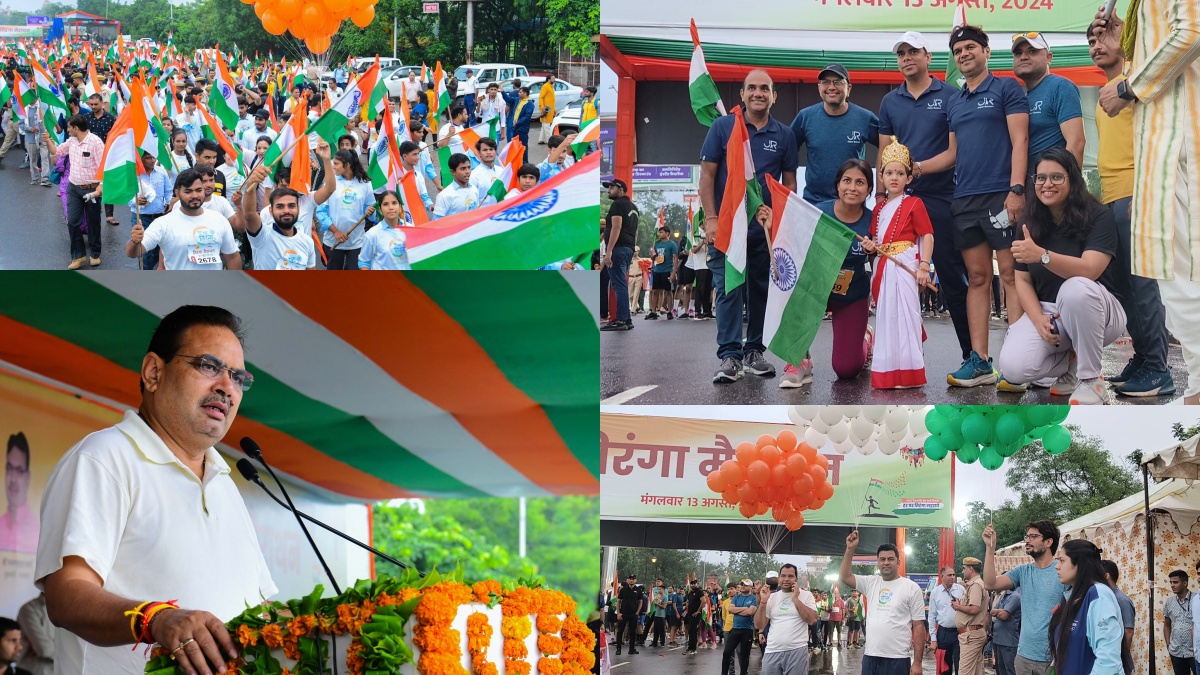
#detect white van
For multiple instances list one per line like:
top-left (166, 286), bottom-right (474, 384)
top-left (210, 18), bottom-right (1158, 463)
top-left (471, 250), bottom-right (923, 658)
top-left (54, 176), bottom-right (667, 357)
top-left (452, 63), bottom-right (530, 104)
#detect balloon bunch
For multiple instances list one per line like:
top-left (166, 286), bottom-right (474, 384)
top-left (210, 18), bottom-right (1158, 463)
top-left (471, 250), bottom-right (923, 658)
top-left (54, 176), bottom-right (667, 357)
top-left (246, 0), bottom-right (376, 53)
top-left (704, 429), bottom-right (835, 531)
top-left (922, 405), bottom-right (1072, 470)
top-left (785, 406), bottom-right (930, 456)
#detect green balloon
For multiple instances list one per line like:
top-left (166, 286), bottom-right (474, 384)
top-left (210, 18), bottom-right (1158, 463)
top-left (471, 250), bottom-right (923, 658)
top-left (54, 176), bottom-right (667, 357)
top-left (997, 441), bottom-right (1022, 458)
top-left (958, 444), bottom-right (980, 463)
top-left (926, 409), bottom-right (948, 435)
top-left (1050, 406), bottom-right (1070, 424)
top-left (1043, 425), bottom-right (1072, 454)
top-left (961, 413), bottom-right (990, 446)
top-left (939, 424), bottom-right (964, 450)
top-left (995, 413), bottom-right (1024, 445)
top-left (979, 446), bottom-right (1004, 470)
top-left (924, 436), bottom-right (948, 461)
top-left (1026, 406), bottom-right (1056, 428)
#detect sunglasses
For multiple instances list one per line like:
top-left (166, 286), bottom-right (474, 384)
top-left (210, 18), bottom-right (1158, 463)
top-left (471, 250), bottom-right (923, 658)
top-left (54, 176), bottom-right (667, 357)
top-left (1012, 31), bottom-right (1042, 41)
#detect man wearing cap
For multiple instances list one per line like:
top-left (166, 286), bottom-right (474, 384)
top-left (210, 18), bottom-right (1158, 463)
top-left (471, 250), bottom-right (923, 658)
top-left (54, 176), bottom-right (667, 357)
top-left (754, 564), bottom-right (817, 675)
top-left (878, 31), bottom-right (973, 365)
top-left (700, 69), bottom-right (798, 384)
top-left (943, 25), bottom-right (1029, 389)
top-left (789, 64), bottom-right (879, 204)
top-left (1011, 32), bottom-right (1084, 170)
top-left (1091, 1), bottom-right (1200, 405)
top-left (601, 179), bottom-right (638, 331)
top-left (723, 579), bottom-right (758, 674)
top-left (238, 109), bottom-right (277, 158)
top-left (954, 558), bottom-right (988, 675)
top-left (928, 566), bottom-right (964, 675)
top-left (615, 573), bottom-right (645, 655)
top-left (461, 69), bottom-right (478, 125)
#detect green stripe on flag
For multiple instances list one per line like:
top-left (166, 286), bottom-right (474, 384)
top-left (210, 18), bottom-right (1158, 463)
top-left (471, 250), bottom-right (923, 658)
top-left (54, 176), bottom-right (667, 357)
top-left (412, 205), bottom-right (599, 271)
top-left (0, 275), bottom-right (486, 497)
top-left (438, 144), bottom-right (453, 186)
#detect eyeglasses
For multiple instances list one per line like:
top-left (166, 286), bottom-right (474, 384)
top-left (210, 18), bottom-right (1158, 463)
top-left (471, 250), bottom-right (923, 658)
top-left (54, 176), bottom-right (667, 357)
top-left (819, 79), bottom-right (848, 88)
top-left (173, 354), bottom-right (254, 391)
top-left (1033, 173), bottom-right (1067, 185)
top-left (1012, 31), bottom-right (1042, 41)
top-left (1023, 534), bottom-right (1044, 541)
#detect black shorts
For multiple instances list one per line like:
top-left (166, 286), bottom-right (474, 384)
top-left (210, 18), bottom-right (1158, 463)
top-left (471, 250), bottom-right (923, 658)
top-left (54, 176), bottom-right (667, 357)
top-left (677, 266), bottom-right (697, 286)
top-left (668, 616), bottom-right (682, 628)
top-left (652, 271), bottom-right (673, 291)
top-left (951, 191), bottom-right (1016, 251)
top-left (846, 620), bottom-right (860, 630)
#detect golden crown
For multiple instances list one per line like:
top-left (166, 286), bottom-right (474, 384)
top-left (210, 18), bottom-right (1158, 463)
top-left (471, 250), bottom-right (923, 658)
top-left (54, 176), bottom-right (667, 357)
top-left (880, 136), bottom-right (913, 170)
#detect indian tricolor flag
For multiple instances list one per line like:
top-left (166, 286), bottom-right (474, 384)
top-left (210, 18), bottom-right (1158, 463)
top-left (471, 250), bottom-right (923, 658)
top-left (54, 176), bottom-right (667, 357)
top-left (308, 60), bottom-right (379, 147)
top-left (946, 1), bottom-right (968, 89)
top-left (368, 99), bottom-right (402, 192)
top-left (484, 138), bottom-right (524, 203)
top-left (399, 170), bottom-right (429, 225)
top-left (95, 105), bottom-right (144, 206)
top-left (689, 18), bottom-right (726, 127)
top-left (434, 61), bottom-right (449, 113)
top-left (459, 118), bottom-right (499, 159)
top-left (209, 47), bottom-right (241, 131)
top-left (197, 100), bottom-right (245, 181)
top-left (571, 118), bottom-right (599, 160)
top-left (714, 105), bottom-right (762, 293)
top-left (762, 173), bottom-right (856, 366)
top-left (409, 151), bottom-right (599, 269)
top-left (31, 60), bottom-right (69, 139)
top-left (263, 98), bottom-right (306, 180)
top-left (0, 78), bottom-right (10, 110)
top-left (13, 71), bottom-right (33, 120)
top-left (131, 78), bottom-right (174, 171)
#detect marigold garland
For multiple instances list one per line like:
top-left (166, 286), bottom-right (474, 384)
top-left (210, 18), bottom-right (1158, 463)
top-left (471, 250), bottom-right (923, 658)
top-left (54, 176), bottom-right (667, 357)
top-left (466, 613), bottom-right (498, 675)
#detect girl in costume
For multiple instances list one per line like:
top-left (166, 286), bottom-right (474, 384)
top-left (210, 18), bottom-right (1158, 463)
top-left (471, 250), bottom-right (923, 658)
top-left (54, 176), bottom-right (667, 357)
top-left (861, 138), bottom-right (934, 388)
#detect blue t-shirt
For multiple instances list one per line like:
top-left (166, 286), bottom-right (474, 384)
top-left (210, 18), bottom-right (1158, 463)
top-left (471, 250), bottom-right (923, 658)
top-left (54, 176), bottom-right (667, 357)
top-left (670, 592), bottom-right (684, 617)
top-left (1006, 560), bottom-right (1069, 662)
top-left (817, 199), bottom-right (872, 304)
top-left (652, 239), bottom-right (679, 273)
top-left (946, 73), bottom-right (1029, 199)
top-left (790, 102), bottom-right (879, 204)
top-left (730, 593), bottom-right (758, 630)
top-left (1025, 73), bottom-right (1082, 167)
top-left (412, 102), bottom-right (429, 125)
top-left (878, 77), bottom-right (955, 199)
top-left (700, 113), bottom-right (799, 242)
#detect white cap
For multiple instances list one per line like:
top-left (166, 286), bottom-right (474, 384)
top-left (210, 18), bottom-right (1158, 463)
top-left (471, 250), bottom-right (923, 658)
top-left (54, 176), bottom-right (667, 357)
top-left (765, 571), bottom-right (779, 579)
top-left (892, 31), bottom-right (930, 53)
top-left (1011, 32), bottom-right (1050, 52)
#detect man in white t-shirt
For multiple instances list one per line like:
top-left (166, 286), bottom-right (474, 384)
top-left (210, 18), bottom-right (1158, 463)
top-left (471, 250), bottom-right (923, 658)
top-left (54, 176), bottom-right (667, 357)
top-left (34, 305), bottom-right (276, 674)
top-left (840, 531), bottom-right (927, 675)
top-left (127, 168), bottom-right (242, 270)
top-left (434, 153), bottom-right (480, 219)
top-left (239, 164), bottom-right (316, 269)
top-left (468, 137), bottom-right (500, 202)
top-left (754, 563), bottom-right (818, 675)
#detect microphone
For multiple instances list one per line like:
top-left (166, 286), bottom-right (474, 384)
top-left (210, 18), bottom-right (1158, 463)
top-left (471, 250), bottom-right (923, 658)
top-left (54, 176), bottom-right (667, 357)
top-left (240, 437), bottom-right (342, 596)
top-left (236, 459), bottom-right (413, 572)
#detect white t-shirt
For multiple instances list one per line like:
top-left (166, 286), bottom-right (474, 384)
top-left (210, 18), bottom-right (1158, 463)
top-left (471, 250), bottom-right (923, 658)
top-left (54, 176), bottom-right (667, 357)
top-left (764, 588), bottom-right (817, 653)
top-left (469, 163), bottom-right (499, 202)
top-left (249, 221), bottom-right (316, 269)
top-left (260, 192), bottom-right (318, 236)
top-left (239, 125), bottom-right (277, 157)
top-left (322, 176), bottom-right (374, 249)
top-left (34, 410), bottom-right (276, 674)
top-left (438, 123), bottom-right (466, 156)
top-left (218, 163), bottom-right (245, 194)
top-left (434, 181), bottom-right (479, 219)
top-left (855, 574), bottom-right (926, 659)
top-left (142, 208), bottom-right (240, 270)
top-left (359, 223), bottom-right (412, 270)
top-left (171, 195), bottom-right (237, 222)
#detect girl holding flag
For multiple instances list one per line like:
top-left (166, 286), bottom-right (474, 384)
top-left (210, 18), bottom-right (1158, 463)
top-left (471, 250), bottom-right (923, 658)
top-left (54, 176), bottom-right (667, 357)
top-left (357, 190), bottom-right (411, 270)
top-left (319, 148), bottom-right (375, 270)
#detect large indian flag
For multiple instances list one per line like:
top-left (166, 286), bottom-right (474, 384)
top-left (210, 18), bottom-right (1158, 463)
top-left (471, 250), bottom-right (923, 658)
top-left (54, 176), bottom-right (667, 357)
top-left (713, 105), bottom-right (762, 293)
top-left (368, 99), bottom-right (401, 192)
top-left (209, 48), bottom-right (241, 131)
top-left (95, 106), bottom-right (143, 206)
top-left (688, 18), bottom-right (726, 127)
top-left (31, 60), bottom-right (69, 140)
top-left (571, 118), bottom-right (599, 160)
top-left (309, 61), bottom-right (380, 147)
top-left (263, 98), bottom-right (307, 178)
top-left (762, 174), bottom-right (856, 366)
top-left (408, 152), bottom-right (599, 269)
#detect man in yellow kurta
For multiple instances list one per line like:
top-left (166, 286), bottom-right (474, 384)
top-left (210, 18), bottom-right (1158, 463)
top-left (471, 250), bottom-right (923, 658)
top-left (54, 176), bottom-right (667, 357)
top-left (1094, 0), bottom-right (1200, 403)
top-left (538, 74), bottom-right (558, 144)
top-left (425, 84), bottom-right (440, 135)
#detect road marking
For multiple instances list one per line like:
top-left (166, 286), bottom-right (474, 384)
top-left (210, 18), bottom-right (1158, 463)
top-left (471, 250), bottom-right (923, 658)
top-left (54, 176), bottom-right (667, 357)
top-left (601, 385), bottom-right (657, 405)
top-left (611, 662), bottom-right (630, 669)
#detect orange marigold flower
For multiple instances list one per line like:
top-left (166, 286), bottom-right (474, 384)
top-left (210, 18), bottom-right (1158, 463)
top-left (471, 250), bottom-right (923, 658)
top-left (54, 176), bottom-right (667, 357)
top-left (537, 635), bottom-right (564, 655)
top-left (235, 624), bottom-right (259, 647)
top-left (282, 634), bottom-right (301, 661)
top-left (537, 657), bottom-right (564, 675)
top-left (536, 615), bottom-right (563, 634)
top-left (261, 623), bottom-right (285, 648)
top-left (507, 661), bottom-right (532, 675)
top-left (417, 652), bottom-right (469, 675)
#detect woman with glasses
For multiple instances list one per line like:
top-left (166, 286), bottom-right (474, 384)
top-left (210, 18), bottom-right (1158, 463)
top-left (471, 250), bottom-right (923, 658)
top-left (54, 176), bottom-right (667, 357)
top-left (994, 148), bottom-right (1126, 404)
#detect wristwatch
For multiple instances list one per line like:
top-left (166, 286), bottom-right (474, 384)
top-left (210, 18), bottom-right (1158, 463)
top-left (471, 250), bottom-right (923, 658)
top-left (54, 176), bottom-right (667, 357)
top-left (1009, 184), bottom-right (1026, 196)
top-left (1117, 80), bottom-right (1138, 102)
top-left (1040, 248), bottom-right (1051, 265)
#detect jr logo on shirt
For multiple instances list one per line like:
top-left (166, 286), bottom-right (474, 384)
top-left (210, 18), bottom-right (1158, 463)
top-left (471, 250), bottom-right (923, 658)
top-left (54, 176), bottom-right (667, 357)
top-left (847, 131), bottom-right (864, 144)
top-left (762, 140), bottom-right (779, 153)
top-left (977, 97), bottom-right (996, 109)
top-left (1031, 101), bottom-right (1044, 114)
top-left (927, 99), bottom-right (944, 110)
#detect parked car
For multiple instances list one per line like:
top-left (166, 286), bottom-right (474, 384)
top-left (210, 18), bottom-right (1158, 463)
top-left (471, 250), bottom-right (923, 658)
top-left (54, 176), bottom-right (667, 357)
top-left (451, 63), bottom-right (531, 105)
top-left (502, 77), bottom-right (582, 117)
top-left (361, 57), bottom-right (402, 73)
top-left (383, 65), bottom-right (428, 99)
top-left (550, 98), bottom-right (584, 137)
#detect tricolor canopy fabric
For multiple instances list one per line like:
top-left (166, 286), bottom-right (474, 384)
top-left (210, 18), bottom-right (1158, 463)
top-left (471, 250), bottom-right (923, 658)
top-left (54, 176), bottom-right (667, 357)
top-left (0, 272), bottom-right (598, 501)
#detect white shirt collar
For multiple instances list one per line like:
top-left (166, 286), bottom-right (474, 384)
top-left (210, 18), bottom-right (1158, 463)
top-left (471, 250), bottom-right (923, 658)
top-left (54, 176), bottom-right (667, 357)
top-left (115, 409), bottom-right (231, 478)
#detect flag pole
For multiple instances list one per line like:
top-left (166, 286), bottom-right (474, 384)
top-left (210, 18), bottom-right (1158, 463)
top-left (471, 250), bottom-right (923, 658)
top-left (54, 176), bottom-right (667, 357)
top-left (330, 211), bottom-right (372, 250)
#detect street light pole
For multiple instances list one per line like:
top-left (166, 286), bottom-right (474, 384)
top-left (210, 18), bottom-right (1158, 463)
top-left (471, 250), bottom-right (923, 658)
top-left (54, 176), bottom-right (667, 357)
top-left (464, 0), bottom-right (474, 64)
top-left (392, 0), bottom-right (397, 60)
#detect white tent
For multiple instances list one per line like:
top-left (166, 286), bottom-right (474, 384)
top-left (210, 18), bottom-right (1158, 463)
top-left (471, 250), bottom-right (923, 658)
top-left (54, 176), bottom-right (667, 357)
top-left (1143, 434), bottom-right (1200, 480)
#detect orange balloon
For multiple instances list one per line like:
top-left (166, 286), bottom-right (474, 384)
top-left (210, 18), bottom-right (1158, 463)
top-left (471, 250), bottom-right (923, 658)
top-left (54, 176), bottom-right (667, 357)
top-left (785, 453), bottom-right (809, 477)
top-left (813, 453), bottom-right (830, 471)
top-left (350, 4), bottom-right (374, 27)
top-left (276, 0), bottom-right (300, 18)
top-left (792, 474), bottom-right (814, 495)
top-left (756, 501), bottom-right (769, 516)
top-left (720, 460), bottom-right (745, 486)
top-left (241, 0), bottom-right (255, 5)
top-left (797, 442), bottom-right (818, 461)
top-left (792, 490), bottom-right (813, 509)
top-left (735, 442), bottom-right (759, 467)
top-left (817, 481), bottom-right (835, 500)
top-left (771, 506), bottom-right (784, 523)
top-left (756, 434), bottom-right (776, 450)
top-left (722, 487), bottom-right (740, 505)
top-left (808, 463), bottom-right (827, 484)
top-left (254, 2), bottom-right (267, 17)
top-left (302, 3), bottom-right (324, 31)
top-left (747, 460), bottom-right (771, 488)
top-left (351, 0), bottom-right (371, 10)
top-left (705, 470), bottom-right (726, 494)
top-left (324, 0), bottom-right (350, 13)
top-left (776, 429), bottom-right (798, 453)
top-left (812, 498), bottom-right (827, 510)
top-left (261, 9), bottom-right (287, 33)
top-left (770, 463), bottom-right (790, 488)
top-left (785, 513), bottom-right (805, 531)
top-left (737, 482), bottom-right (758, 504)
top-left (739, 503), bottom-right (755, 519)
top-left (759, 445), bottom-right (781, 467)
top-left (306, 34), bottom-right (331, 53)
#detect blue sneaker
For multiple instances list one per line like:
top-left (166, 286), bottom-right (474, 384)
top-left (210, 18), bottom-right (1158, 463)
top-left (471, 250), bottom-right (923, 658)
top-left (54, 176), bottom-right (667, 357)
top-left (1116, 367), bottom-right (1176, 397)
top-left (947, 351), bottom-right (997, 387)
top-left (1109, 357), bottom-right (1143, 385)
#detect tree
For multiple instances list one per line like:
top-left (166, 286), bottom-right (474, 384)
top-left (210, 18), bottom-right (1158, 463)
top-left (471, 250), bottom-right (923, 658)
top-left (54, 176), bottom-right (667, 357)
top-left (722, 552), bottom-right (784, 587)
top-left (544, 0), bottom-right (598, 58)
top-left (905, 527), bottom-right (941, 574)
top-left (953, 502), bottom-right (993, 564)
top-left (614, 548), bottom-right (704, 590)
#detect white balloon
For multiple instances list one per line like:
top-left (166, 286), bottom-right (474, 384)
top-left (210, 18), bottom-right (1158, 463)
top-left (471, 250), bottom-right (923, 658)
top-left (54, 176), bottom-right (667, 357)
top-left (804, 427), bottom-right (827, 448)
top-left (851, 417), bottom-right (876, 443)
top-left (841, 405), bottom-right (862, 419)
top-left (877, 434), bottom-right (897, 454)
top-left (884, 407), bottom-right (910, 432)
top-left (819, 407), bottom-right (844, 426)
top-left (889, 426), bottom-right (908, 443)
top-left (849, 428), bottom-right (870, 446)
top-left (827, 423), bottom-right (849, 444)
top-left (810, 417), bottom-right (831, 434)
top-left (909, 407), bottom-right (928, 436)
top-left (834, 438), bottom-right (854, 454)
top-left (861, 437), bottom-right (879, 454)
top-left (861, 406), bottom-right (887, 423)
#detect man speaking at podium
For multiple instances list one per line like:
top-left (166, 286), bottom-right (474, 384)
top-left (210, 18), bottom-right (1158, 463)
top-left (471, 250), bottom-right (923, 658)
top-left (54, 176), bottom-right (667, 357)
top-left (34, 306), bottom-right (276, 675)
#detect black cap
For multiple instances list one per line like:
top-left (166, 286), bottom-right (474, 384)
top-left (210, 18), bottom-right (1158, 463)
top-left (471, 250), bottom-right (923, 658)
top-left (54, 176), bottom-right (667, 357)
top-left (254, 109), bottom-right (270, 120)
top-left (818, 63), bottom-right (850, 83)
top-left (627, 573), bottom-right (637, 579)
top-left (603, 179), bottom-right (628, 192)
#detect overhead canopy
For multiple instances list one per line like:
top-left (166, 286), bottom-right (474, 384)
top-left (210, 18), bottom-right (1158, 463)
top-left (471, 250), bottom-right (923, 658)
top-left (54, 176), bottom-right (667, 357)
top-left (0, 273), bottom-right (598, 501)
top-left (1142, 434), bottom-right (1200, 480)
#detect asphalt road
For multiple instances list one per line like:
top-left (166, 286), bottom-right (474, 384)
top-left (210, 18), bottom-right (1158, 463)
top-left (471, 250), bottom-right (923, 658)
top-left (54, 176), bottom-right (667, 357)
top-left (0, 123), bottom-right (552, 271)
top-left (606, 635), bottom-right (967, 675)
top-left (601, 311), bottom-right (1186, 405)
